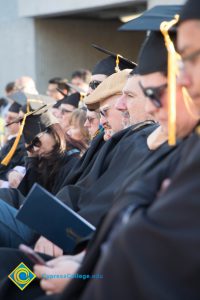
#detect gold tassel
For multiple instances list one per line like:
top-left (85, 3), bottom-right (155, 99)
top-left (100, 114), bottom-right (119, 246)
top-left (1, 113), bottom-right (28, 166)
top-left (80, 92), bottom-right (86, 102)
top-left (115, 54), bottom-right (121, 72)
top-left (160, 14), bottom-right (179, 146)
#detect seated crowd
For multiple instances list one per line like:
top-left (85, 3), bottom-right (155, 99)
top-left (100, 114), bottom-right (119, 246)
top-left (0, 1), bottom-right (199, 299)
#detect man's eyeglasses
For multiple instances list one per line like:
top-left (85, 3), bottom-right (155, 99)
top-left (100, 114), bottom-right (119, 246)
top-left (100, 106), bottom-right (111, 118)
top-left (89, 80), bottom-right (102, 90)
top-left (139, 81), bottom-right (167, 108)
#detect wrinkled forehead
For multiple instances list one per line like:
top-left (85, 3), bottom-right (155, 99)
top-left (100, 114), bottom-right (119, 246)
top-left (100, 94), bottom-right (122, 109)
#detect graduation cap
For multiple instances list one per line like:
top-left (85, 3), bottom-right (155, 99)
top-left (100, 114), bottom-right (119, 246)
top-left (7, 91), bottom-right (26, 113)
top-left (60, 93), bottom-right (81, 109)
top-left (119, 5), bottom-right (182, 31)
top-left (1, 104), bottom-right (58, 166)
top-left (137, 31), bottom-right (176, 75)
top-left (22, 106), bottom-right (59, 145)
top-left (92, 44), bottom-right (136, 76)
top-left (179, 0), bottom-right (200, 22)
top-left (56, 83), bottom-right (86, 104)
top-left (8, 91), bottom-right (56, 113)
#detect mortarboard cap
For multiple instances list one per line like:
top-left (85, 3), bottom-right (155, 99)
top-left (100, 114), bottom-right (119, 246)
top-left (8, 91), bottom-right (56, 113)
top-left (1, 104), bottom-right (49, 166)
top-left (92, 44), bottom-right (136, 76)
top-left (119, 5), bottom-right (182, 31)
top-left (23, 106), bottom-right (59, 144)
top-left (137, 31), bottom-right (176, 75)
top-left (60, 93), bottom-right (80, 108)
top-left (179, 0), bottom-right (200, 23)
top-left (8, 102), bottom-right (22, 113)
top-left (8, 91), bottom-right (27, 113)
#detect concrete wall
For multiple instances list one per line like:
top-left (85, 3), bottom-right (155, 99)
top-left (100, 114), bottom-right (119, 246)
top-left (18, 0), bottom-right (140, 17)
top-left (35, 18), bottom-right (145, 93)
top-left (148, 0), bottom-right (185, 8)
top-left (0, 0), bottom-right (36, 95)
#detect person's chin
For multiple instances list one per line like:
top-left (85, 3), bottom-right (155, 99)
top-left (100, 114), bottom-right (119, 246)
top-left (103, 129), bottom-right (114, 141)
top-left (159, 121), bottom-right (168, 133)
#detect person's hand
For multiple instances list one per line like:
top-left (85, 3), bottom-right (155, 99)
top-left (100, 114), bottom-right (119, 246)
top-left (25, 143), bottom-right (39, 157)
top-left (8, 170), bottom-right (24, 188)
top-left (0, 179), bottom-right (6, 188)
top-left (34, 256), bottom-right (80, 294)
top-left (34, 236), bottom-right (63, 257)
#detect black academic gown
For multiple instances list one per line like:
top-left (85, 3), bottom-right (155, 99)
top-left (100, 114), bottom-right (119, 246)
top-left (58, 132), bottom-right (105, 188)
top-left (0, 127), bottom-right (195, 300)
top-left (18, 153), bottom-right (78, 197)
top-left (0, 122), bottom-right (153, 211)
top-left (0, 133), bottom-right (105, 209)
top-left (0, 127), bottom-right (197, 300)
top-left (0, 136), bottom-right (26, 180)
top-left (56, 122), bottom-right (185, 227)
top-left (71, 130), bottom-right (200, 300)
top-left (0, 152), bottom-right (78, 208)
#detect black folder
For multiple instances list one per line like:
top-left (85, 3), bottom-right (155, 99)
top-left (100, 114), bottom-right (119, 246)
top-left (17, 183), bottom-right (96, 254)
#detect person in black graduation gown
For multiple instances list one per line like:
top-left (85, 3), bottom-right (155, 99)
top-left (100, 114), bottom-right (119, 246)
top-left (45, 3), bottom-right (200, 299)
top-left (18, 13), bottom-right (200, 300)
top-left (0, 25), bottom-right (199, 299)
top-left (0, 51), bottom-right (135, 207)
top-left (17, 108), bottom-right (78, 197)
top-left (58, 49), bottom-right (137, 188)
top-left (0, 106), bottom-right (79, 246)
top-left (0, 67), bottom-right (156, 252)
top-left (0, 101), bottom-right (27, 182)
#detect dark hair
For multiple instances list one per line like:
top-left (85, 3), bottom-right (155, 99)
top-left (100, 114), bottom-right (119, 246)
top-left (36, 123), bottom-right (78, 191)
top-left (48, 77), bottom-right (70, 92)
top-left (0, 97), bottom-right (8, 108)
top-left (5, 81), bottom-right (15, 94)
top-left (71, 69), bottom-right (91, 84)
top-left (65, 134), bottom-right (88, 156)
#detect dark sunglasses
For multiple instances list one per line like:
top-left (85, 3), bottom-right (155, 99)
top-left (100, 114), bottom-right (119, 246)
top-left (25, 137), bottom-right (41, 152)
top-left (139, 81), bottom-right (167, 108)
top-left (25, 129), bottom-right (50, 152)
top-left (89, 80), bottom-right (102, 90)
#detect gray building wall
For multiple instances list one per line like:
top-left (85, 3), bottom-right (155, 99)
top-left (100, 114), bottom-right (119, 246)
top-left (34, 18), bottom-right (145, 93)
top-left (0, 0), bottom-right (36, 95)
top-left (0, 0), bottom-right (185, 95)
top-left (148, 0), bottom-right (185, 8)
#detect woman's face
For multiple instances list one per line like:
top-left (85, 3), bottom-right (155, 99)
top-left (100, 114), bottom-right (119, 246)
top-left (26, 130), bottom-right (56, 157)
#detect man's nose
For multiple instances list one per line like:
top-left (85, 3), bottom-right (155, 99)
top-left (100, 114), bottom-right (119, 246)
top-left (115, 94), bottom-right (127, 111)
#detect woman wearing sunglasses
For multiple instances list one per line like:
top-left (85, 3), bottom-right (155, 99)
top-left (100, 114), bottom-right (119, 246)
top-left (17, 107), bottom-right (79, 196)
